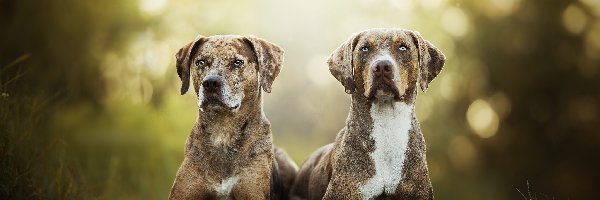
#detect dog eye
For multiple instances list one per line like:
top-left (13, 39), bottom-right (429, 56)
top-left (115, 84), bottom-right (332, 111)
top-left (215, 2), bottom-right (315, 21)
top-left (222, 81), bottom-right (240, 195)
top-left (196, 59), bottom-right (206, 66)
top-left (399, 45), bottom-right (408, 51)
top-left (360, 46), bottom-right (369, 52)
top-left (233, 59), bottom-right (244, 67)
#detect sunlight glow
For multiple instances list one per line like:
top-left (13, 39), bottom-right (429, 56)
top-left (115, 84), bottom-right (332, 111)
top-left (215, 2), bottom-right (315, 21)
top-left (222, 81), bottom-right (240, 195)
top-left (388, 0), bottom-right (415, 12)
top-left (562, 4), bottom-right (588, 35)
top-left (441, 7), bottom-right (469, 37)
top-left (467, 99), bottom-right (499, 138)
top-left (129, 32), bottom-right (171, 78)
top-left (489, 0), bottom-right (520, 16)
top-left (580, 0), bottom-right (600, 17)
top-left (306, 55), bottom-right (334, 86)
top-left (419, 0), bottom-right (446, 10)
top-left (440, 73), bottom-right (463, 102)
top-left (139, 0), bottom-right (168, 16)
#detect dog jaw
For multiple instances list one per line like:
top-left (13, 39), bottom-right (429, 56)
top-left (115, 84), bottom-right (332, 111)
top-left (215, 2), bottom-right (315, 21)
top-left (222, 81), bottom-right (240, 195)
top-left (360, 101), bottom-right (413, 199)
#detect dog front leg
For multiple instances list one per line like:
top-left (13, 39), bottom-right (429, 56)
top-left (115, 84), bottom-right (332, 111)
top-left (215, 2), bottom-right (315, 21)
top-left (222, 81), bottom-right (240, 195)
top-left (232, 176), bottom-right (270, 199)
top-left (169, 158), bottom-right (215, 200)
top-left (232, 159), bottom-right (272, 199)
top-left (322, 177), bottom-right (362, 200)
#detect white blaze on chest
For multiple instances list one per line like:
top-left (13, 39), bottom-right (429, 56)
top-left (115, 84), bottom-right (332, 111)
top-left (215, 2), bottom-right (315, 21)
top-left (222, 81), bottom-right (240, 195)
top-left (360, 102), bottom-right (413, 199)
top-left (215, 175), bottom-right (238, 199)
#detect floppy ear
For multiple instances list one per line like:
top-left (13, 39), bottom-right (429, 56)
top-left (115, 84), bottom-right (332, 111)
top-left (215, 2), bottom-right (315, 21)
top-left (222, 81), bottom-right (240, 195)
top-left (244, 36), bottom-right (284, 93)
top-left (175, 35), bottom-right (206, 95)
top-left (408, 31), bottom-right (446, 92)
top-left (327, 33), bottom-right (360, 94)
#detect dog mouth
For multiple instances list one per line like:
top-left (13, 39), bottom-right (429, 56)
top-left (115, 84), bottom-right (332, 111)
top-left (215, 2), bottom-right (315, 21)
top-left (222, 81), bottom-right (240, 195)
top-left (201, 91), bottom-right (240, 111)
top-left (368, 78), bottom-right (402, 101)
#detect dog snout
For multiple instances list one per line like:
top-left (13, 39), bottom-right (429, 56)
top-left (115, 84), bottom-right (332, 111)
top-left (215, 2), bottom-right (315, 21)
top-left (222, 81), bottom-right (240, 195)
top-left (372, 60), bottom-right (393, 77)
top-left (202, 76), bottom-right (222, 92)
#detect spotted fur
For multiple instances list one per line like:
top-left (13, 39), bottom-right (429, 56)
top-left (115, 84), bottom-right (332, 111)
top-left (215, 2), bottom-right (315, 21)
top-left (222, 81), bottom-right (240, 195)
top-left (290, 28), bottom-right (445, 200)
top-left (169, 35), bottom-right (297, 200)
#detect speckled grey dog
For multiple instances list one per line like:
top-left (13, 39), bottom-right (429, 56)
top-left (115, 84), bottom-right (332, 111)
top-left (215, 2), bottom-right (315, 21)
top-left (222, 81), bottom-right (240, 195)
top-left (290, 28), bottom-right (445, 200)
top-left (169, 35), bottom-right (298, 200)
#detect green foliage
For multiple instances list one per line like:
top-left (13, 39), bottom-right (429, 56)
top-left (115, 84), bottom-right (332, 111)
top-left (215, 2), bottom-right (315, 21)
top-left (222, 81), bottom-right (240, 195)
top-left (1, 0), bottom-right (600, 199)
top-left (0, 56), bottom-right (87, 199)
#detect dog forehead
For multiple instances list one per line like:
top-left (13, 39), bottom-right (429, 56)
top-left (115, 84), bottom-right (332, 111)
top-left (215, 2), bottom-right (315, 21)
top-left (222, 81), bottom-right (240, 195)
top-left (199, 36), bottom-right (252, 58)
top-left (359, 29), bottom-right (413, 46)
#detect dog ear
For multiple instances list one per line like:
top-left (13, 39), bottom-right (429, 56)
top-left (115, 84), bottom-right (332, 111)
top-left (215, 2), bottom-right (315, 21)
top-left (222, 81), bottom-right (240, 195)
top-left (244, 36), bottom-right (284, 93)
top-left (175, 35), bottom-right (206, 95)
top-left (408, 31), bottom-right (446, 92)
top-left (327, 33), bottom-right (360, 94)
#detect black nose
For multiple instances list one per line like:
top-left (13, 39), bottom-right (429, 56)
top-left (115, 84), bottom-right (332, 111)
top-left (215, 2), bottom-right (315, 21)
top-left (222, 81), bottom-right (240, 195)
top-left (202, 77), bottom-right (222, 91)
top-left (372, 60), bottom-right (393, 77)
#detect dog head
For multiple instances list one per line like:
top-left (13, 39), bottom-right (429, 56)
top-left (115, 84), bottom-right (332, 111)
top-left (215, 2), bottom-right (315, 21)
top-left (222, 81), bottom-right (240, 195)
top-left (175, 35), bottom-right (283, 112)
top-left (327, 28), bottom-right (445, 103)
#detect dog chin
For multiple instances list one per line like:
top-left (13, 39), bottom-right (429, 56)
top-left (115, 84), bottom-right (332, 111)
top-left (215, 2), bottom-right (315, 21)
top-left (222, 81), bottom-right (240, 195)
top-left (368, 85), bottom-right (401, 102)
top-left (375, 90), bottom-right (395, 98)
top-left (199, 100), bottom-right (240, 112)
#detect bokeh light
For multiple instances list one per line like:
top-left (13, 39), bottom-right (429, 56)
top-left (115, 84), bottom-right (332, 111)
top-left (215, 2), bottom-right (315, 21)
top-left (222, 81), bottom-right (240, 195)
top-left (467, 99), bottom-right (500, 138)
top-left (2, 0), bottom-right (600, 199)
top-left (562, 4), bottom-right (588, 35)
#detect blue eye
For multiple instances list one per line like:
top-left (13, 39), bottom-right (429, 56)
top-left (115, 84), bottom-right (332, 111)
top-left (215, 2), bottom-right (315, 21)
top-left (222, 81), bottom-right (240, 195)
top-left (360, 46), bottom-right (369, 52)
top-left (196, 59), bottom-right (206, 66)
top-left (399, 45), bottom-right (407, 51)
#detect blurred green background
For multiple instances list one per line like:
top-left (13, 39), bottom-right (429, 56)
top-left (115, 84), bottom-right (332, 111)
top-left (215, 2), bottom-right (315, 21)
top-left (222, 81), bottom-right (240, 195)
top-left (1, 0), bottom-right (600, 199)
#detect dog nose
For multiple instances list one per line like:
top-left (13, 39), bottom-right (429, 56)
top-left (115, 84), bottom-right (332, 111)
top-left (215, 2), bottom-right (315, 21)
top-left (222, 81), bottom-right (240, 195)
top-left (372, 60), bottom-right (393, 76)
top-left (202, 77), bottom-right (222, 91)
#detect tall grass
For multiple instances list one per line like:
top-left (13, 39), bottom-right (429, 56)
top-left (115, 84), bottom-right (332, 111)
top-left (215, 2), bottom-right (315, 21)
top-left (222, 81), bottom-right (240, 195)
top-left (1, 55), bottom-right (191, 199)
top-left (516, 180), bottom-right (556, 200)
top-left (0, 55), bottom-right (88, 199)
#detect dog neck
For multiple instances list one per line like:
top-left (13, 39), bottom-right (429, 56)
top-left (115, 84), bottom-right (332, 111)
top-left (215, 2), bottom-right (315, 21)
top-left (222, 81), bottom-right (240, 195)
top-left (190, 92), bottom-right (269, 158)
top-left (182, 92), bottom-right (273, 179)
top-left (346, 94), bottom-right (415, 133)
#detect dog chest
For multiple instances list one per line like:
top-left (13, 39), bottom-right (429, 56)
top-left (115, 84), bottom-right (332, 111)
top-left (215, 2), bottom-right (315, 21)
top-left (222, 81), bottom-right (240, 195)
top-left (360, 102), bottom-right (412, 199)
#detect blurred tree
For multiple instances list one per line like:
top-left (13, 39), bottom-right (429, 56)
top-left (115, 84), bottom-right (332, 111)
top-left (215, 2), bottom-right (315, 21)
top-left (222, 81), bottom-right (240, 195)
top-left (1, 0), bottom-right (151, 198)
top-left (0, 0), bottom-right (148, 105)
top-left (466, 0), bottom-right (600, 198)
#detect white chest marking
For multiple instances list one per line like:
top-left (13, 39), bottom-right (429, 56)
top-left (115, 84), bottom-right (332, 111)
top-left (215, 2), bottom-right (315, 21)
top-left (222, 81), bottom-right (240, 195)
top-left (215, 176), bottom-right (238, 199)
top-left (360, 102), bottom-right (413, 200)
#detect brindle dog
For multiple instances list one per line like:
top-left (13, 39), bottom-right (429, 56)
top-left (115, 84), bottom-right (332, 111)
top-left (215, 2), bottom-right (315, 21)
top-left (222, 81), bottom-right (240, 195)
top-left (290, 28), bottom-right (445, 200)
top-left (169, 35), bottom-right (298, 200)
